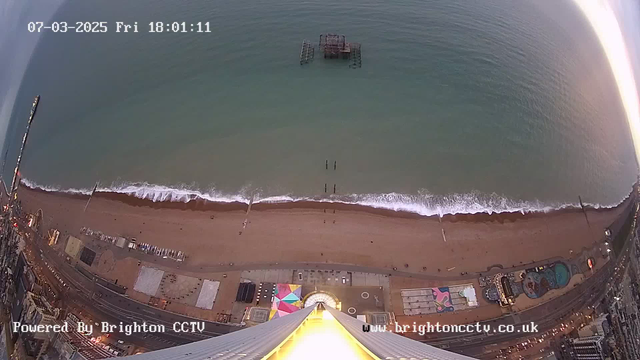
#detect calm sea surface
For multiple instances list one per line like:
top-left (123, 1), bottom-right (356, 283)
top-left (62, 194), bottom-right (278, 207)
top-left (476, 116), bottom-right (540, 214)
top-left (3, 0), bottom-right (637, 215)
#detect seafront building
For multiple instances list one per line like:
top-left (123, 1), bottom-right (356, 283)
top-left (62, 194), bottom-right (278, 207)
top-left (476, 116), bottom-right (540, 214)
top-left (124, 303), bottom-right (474, 359)
top-left (577, 315), bottom-right (609, 338)
top-left (19, 292), bottom-right (57, 358)
top-left (4, 249), bottom-right (119, 359)
top-left (604, 232), bottom-right (640, 360)
top-left (560, 336), bottom-right (606, 360)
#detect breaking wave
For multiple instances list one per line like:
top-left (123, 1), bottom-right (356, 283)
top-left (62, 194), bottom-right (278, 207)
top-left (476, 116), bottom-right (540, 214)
top-left (19, 178), bottom-right (627, 217)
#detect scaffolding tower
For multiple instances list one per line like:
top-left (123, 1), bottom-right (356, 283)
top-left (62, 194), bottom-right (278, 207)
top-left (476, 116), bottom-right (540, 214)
top-left (349, 43), bottom-right (362, 68)
top-left (299, 40), bottom-right (314, 65)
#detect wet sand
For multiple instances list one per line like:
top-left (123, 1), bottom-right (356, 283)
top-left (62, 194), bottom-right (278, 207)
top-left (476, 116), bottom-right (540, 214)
top-left (18, 186), bottom-right (633, 276)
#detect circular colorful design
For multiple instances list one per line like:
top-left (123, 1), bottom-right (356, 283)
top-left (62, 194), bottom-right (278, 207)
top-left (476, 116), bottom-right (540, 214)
top-left (523, 263), bottom-right (571, 299)
top-left (523, 272), bottom-right (542, 299)
top-left (484, 287), bottom-right (499, 302)
top-left (542, 269), bottom-right (558, 288)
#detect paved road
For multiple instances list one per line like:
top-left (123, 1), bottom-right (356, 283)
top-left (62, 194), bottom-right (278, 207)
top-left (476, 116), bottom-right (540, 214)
top-left (25, 242), bottom-right (176, 351)
top-left (440, 234), bottom-right (635, 359)
top-left (23, 198), bottom-right (635, 357)
top-left (451, 260), bottom-right (615, 359)
top-left (101, 239), bottom-right (574, 283)
top-left (27, 233), bottom-right (241, 352)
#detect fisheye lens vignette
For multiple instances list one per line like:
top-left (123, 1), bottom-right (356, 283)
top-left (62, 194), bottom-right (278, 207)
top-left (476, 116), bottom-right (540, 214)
top-left (0, 0), bottom-right (639, 359)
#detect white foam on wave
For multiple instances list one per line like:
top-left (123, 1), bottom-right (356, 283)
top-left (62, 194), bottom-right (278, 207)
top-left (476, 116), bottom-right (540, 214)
top-left (20, 178), bottom-right (251, 203)
top-left (262, 191), bottom-right (622, 216)
top-left (20, 178), bottom-right (92, 196)
top-left (107, 182), bottom-right (249, 203)
top-left (19, 178), bottom-right (627, 217)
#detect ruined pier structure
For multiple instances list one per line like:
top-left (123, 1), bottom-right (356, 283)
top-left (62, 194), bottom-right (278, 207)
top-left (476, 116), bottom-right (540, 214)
top-left (299, 34), bottom-right (361, 68)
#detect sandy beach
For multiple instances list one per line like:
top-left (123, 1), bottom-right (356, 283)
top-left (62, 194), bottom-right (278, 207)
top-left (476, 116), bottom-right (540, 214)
top-left (17, 186), bottom-right (633, 276)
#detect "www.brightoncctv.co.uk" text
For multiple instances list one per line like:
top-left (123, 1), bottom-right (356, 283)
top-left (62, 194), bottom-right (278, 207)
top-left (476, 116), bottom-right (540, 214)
top-left (362, 322), bottom-right (539, 335)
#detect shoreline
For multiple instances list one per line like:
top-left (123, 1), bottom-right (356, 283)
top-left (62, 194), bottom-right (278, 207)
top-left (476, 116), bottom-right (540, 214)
top-left (16, 183), bottom-right (634, 275)
top-left (18, 179), bottom-right (636, 223)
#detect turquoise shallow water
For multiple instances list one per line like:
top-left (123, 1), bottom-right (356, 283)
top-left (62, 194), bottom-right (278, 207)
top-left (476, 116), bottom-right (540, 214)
top-left (3, 0), bottom-right (638, 215)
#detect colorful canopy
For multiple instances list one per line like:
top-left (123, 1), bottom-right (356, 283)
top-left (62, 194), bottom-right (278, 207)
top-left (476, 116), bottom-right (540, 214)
top-left (269, 284), bottom-right (303, 320)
